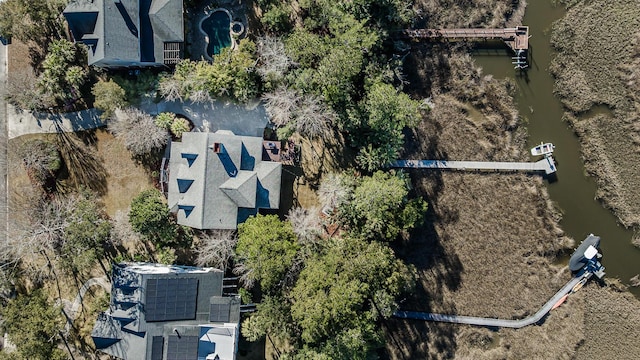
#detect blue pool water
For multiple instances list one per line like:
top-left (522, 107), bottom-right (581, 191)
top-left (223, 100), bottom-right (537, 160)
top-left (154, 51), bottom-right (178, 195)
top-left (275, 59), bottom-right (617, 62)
top-left (201, 11), bottom-right (232, 57)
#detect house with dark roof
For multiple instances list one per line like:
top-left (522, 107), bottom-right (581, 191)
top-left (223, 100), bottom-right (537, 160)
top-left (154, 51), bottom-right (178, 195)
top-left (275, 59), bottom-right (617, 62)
top-left (92, 262), bottom-right (240, 360)
top-left (63, 0), bottom-right (184, 67)
top-left (167, 131), bottom-right (282, 229)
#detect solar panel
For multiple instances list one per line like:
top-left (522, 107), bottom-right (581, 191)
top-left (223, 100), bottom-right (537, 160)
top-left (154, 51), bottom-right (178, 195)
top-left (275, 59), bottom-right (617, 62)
top-left (151, 336), bottom-right (164, 360)
top-left (209, 303), bottom-right (231, 322)
top-left (145, 278), bottom-right (198, 322)
top-left (166, 335), bottom-right (199, 360)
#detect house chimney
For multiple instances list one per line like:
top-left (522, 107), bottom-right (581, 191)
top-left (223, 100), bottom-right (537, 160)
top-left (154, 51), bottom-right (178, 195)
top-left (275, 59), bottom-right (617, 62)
top-left (210, 142), bottom-right (222, 153)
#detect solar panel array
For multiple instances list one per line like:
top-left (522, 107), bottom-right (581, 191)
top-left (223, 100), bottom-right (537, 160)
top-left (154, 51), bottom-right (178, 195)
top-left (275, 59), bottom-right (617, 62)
top-left (166, 335), bottom-right (199, 360)
top-left (209, 303), bottom-right (231, 322)
top-left (145, 278), bottom-right (198, 322)
top-left (151, 336), bottom-right (164, 360)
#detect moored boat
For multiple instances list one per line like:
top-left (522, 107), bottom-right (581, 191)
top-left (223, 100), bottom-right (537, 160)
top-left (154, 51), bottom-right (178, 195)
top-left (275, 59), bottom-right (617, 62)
top-left (571, 277), bottom-right (588, 293)
top-left (551, 294), bottom-right (569, 310)
top-left (530, 142), bottom-right (555, 156)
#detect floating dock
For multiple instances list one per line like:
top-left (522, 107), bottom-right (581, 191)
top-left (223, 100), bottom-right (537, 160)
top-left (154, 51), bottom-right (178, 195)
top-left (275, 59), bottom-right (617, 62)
top-left (390, 156), bottom-right (557, 175)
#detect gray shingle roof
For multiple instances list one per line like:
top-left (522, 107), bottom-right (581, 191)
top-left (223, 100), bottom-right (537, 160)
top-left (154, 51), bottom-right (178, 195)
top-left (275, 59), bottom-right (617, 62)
top-left (63, 0), bottom-right (184, 67)
top-left (168, 131), bottom-right (282, 230)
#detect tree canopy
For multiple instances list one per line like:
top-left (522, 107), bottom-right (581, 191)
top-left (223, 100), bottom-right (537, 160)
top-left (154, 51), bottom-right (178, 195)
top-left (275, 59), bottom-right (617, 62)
top-left (129, 189), bottom-right (179, 247)
top-left (339, 171), bottom-right (428, 241)
top-left (59, 190), bottom-right (112, 274)
top-left (159, 40), bottom-right (260, 103)
top-left (0, 0), bottom-right (67, 46)
top-left (235, 214), bottom-right (299, 292)
top-left (242, 236), bottom-right (415, 358)
top-left (0, 290), bottom-right (66, 360)
top-left (92, 79), bottom-right (127, 119)
top-left (354, 82), bottom-right (423, 170)
top-left (39, 39), bottom-right (89, 105)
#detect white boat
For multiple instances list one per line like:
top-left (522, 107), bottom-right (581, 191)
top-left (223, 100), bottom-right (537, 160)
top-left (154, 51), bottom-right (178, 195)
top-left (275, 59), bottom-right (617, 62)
top-left (530, 142), bottom-right (555, 156)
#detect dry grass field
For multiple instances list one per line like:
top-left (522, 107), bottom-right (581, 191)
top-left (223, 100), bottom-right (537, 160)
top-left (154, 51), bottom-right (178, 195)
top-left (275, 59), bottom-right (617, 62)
top-left (92, 129), bottom-right (155, 216)
top-left (551, 0), bottom-right (640, 227)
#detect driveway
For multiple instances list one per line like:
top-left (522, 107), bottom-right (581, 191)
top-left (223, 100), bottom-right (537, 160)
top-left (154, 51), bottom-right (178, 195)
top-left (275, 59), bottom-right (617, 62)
top-left (141, 98), bottom-right (269, 137)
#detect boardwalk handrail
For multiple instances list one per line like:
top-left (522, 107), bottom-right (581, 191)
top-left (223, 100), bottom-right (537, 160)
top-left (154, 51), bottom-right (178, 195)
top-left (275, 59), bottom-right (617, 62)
top-left (394, 273), bottom-right (590, 328)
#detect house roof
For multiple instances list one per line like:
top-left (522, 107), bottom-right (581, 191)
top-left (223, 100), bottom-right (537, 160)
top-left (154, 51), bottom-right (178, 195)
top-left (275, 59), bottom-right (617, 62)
top-left (168, 131), bottom-right (282, 230)
top-left (92, 263), bottom-right (240, 360)
top-left (63, 0), bottom-right (184, 67)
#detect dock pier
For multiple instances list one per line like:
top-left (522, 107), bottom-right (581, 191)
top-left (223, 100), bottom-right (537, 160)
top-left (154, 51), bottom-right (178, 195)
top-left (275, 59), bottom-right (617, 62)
top-left (399, 26), bottom-right (530, 68)
top-left (394, 272), bottom-right (590, 329)
top-left (393, 236), bottom-right (605, 329)
top-left (390, 156), bottom-right (557, 175)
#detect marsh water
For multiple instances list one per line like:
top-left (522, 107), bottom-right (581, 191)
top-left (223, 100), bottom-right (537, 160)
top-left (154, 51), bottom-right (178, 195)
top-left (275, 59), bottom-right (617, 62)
top-left (472, 1), bottom-right (640, 296)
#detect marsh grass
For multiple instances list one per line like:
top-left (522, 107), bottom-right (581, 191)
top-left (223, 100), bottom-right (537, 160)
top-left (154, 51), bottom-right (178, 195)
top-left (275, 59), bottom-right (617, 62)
top-left (384, 50), bottom-right (577, 359)
top-left (551, 1), bottom-right (640, 227)
top-left (573, 281), bottom-right (640, 359)
top-left (412, 0), bottom-right (527, 28)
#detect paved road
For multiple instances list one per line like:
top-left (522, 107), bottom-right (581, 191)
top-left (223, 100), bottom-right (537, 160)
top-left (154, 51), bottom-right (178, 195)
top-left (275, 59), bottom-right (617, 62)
top-left (394, 273), bottom-right (590, 328)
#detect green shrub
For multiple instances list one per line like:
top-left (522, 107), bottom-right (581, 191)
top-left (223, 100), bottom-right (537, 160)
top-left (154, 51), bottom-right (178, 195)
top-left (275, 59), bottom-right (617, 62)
top-left (92, 79), bottom-right (127, 119)
top-left (155, 112), bottom-right (176, 130)
top-left (170, 117), bottom-right (191, 138)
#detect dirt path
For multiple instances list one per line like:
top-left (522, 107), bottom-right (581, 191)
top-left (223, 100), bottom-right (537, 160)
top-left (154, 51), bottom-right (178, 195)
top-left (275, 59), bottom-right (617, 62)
top-left (60, 276), bottom-right (110, 332)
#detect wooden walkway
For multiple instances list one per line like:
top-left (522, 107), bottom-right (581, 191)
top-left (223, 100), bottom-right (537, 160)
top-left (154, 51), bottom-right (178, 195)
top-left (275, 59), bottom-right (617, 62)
top-left (394, 272), bottom-right (591, 329)
top-left (390, 156), bottom-right (557, 175)
top-left (400, 26), bottom-right (530, 53)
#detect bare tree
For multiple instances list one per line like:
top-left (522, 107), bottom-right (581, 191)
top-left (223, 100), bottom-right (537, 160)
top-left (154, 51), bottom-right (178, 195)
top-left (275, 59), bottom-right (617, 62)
top-left (189, 89), bottom-right (213, 104)
top-left (158, 76), bottom-right (183, 102)
top-left (286, 207), bottom-right (323, 245)
top-left (256, 36), bottom-right (292, 80)
top-left (233, 261), bottom-right (255, 289)
top-left (110, 108), bottom-right (168, 158)
top-left (262, 86), bottom-right (300, 127)
top-left (5, 69), bottom-right (52, 111)
top-left (295, 94), bottom-right (335, 139)
top-left (109, 209), bottom-right (141, 248)
top-left (1, 192), bottom-right (79, 279)
top-left (318, 173), bottom-right (352, 211)
top-left (195, 230), bottom-right (237, 271)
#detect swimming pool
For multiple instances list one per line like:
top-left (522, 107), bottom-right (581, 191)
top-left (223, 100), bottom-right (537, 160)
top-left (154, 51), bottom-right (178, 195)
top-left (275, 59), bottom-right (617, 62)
top-left (200, 10), bottom-right (232, 58)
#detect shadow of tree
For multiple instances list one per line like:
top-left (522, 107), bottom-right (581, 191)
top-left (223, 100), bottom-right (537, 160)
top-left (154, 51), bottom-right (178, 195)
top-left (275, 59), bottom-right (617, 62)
top-left (403, 43), bottom-right (454, 99)
top-left (54, 130), bottom-right (108, 195)
top-left (382, 115), bottom-right (465, 359)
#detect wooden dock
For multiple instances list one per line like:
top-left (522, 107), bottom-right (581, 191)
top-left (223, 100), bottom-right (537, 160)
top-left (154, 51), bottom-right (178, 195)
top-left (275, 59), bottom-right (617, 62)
top-left (390, 156), bottom-right (556, 175)
top-left (400, 26), bottom-right (530, 53)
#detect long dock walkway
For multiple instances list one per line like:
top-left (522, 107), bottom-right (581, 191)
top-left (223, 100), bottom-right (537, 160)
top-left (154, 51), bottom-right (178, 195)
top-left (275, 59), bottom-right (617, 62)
top-left (390, 156), bottom-right (557, 175)
top-left (394, 273), bottom-right (590, 328)
top-left (400, 26), bottom-right (530, 53)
